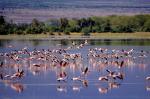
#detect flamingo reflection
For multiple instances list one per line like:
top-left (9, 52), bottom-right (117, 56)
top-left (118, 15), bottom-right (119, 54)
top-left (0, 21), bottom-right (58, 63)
top-left (0, 40), bottom-right (149, 94)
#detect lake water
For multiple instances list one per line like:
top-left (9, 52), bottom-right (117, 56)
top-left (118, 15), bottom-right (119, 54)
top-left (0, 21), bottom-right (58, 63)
top-left (0, 0), bottom-right (150, 23)
top-left (0, 39), bottom-right (150, 99)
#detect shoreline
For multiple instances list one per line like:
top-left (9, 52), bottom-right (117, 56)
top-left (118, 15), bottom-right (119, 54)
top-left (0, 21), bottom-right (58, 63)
top-left (0, 32), bottom-right (150, 40)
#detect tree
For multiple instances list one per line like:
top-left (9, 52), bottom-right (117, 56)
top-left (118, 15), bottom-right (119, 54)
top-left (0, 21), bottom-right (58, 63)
top-left (31, 18), bottom-right (40, 27)
top-left (142, 19), bottom-right (150, 32)
top-left (26, 18), bottom-right (44, 34)
top-left (0, 16), bottom-right (7, 35)
top-left (68, 19), bottom-right (80, 32)
top-left (0, 16), bottom-right (5, 25)
top-left (91, 17), bottom-right (103, 32)
top-left (59, 18), bottom-right (68, 32)
top-left (78, 18), bottom-right (87, 28)
top-left (92, 25), bottom-right (101, 32)
top-left (110, 16), bottom-right (134, 33)
top-left (0, 25), bottom-right (7, 35)
top-left (101, 19), bottom-right (111, 32)
top-left (0, 15), bottom-right (150, 35)
top-left (81, 27), bottom-right (91, 36)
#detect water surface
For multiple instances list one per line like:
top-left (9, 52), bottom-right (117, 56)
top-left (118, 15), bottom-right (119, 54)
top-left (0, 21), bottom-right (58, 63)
top-left (0, 39), bottom-right (150, 99)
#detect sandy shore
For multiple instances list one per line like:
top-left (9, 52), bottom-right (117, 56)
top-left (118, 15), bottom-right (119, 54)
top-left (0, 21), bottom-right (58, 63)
top-left (0, 32), bottom-right (150, 40)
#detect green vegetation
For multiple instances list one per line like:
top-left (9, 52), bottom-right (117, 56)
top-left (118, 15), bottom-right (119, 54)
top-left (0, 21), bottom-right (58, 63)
top-left (0, 15), bottom-right (150, 35)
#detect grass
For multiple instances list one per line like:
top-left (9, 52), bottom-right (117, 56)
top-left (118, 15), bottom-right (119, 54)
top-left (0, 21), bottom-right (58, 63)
top-left (0, 32), bottom-right (150, 40)
top-left (90, 32), bottom-right (150, 39)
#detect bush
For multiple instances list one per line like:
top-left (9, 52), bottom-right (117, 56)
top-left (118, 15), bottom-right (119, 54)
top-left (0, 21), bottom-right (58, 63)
top-left (0, 25), bottom-right (8, 35)
top-left (142, 19), bottom-right (150, 32)
top-left (0, 15), bottom-right (150, 35)
top-left (0, 16), bottom-right (5, 25)
top-left (82, 27), bottom-right (91, 36)
top-left (64, 32), bottom-right (70, 35)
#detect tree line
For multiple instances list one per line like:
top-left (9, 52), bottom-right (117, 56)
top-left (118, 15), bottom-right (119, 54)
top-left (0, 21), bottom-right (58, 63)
top-left (0, 14), bottom-right (150, 35)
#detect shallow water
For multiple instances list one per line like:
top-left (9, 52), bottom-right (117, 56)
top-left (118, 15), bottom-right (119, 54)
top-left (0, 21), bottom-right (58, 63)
top-left (0, 39), bottom-right (150, 99)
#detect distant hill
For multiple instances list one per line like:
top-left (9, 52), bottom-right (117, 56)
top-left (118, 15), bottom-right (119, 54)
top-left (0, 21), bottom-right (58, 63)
top-left (0, 0), bottom-right (150, 23)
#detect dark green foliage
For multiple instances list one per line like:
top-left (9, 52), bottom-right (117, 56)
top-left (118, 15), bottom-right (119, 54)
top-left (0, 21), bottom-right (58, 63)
top-left (0, 16), bottom-right (5, 25)
top-left (82, 27), bottom-right (91, 36)
top-left (26, 26), bottom-right (43, 34)
top-left (64, 27), bottom-right (71, 35)
top-left (68, 19), bottom-right (81, 32)
top-left (0, 16), bottom-right (7, 35)
top-left (0, 15), bottom-right (150, 35)
top-left (59, 18), bottom-right (69, 32)
top-left (109, 16), bottom-right (134, 33)
top-left (142, 18), bottom-right (150, 32)
top-left (26, 19), bottom-right (45, 34)
top-left (0, 25), bottom-right (7, 35)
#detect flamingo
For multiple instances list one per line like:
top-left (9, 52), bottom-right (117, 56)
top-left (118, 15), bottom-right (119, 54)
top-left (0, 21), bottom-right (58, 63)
top-left (118, 61), bottom-right (124, 68)
top-left (0, 61), bottom-right (3, 67)
top-left (57, 77), bottom-right (67, 82)
top-left (10, 69), bottom-right (24, 79)
top-left (33, 63), bottom-right (41, 67)
top-left (98, 87), bottom-right (108, 94)
top-left (81, 67), bottom-right (89, 75)
top-left (146, 76), bottom-right (150, 80)
top-left (82, 80), bottom-right (88, 87)
top-left (72, 77), bottom-right (81, 81)
top-left (84, 40), bottom-right (88, 45)
top-left (57, 72), bottom-right (67, 82)
top-left (98, 76), bottom-right (108, 81)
